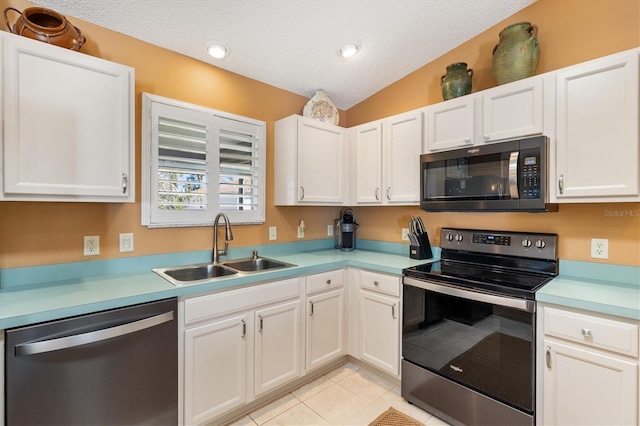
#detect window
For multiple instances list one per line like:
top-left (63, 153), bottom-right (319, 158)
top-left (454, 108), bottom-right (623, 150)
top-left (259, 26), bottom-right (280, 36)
top-left (142, 93), bottom-right (265, 227)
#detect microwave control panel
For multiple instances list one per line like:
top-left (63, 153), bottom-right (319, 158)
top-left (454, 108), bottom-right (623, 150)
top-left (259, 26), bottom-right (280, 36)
top-left (520, 155), bottom-right (540, 199)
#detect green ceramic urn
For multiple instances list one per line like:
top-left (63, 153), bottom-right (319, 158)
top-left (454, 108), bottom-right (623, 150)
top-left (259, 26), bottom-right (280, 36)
top-left (441, 62), bottom-right (474, 101)
top-left (492, 22), bottom-right (540, 85)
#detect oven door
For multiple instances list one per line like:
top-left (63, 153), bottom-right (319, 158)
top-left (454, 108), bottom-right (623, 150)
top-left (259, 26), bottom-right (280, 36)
top-left (402, 277), bottom-right (535, 414)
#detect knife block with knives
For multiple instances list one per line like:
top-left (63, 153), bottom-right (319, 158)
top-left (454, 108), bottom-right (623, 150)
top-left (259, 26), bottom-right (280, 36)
top-left (408, 216), bottom-right (433, 260)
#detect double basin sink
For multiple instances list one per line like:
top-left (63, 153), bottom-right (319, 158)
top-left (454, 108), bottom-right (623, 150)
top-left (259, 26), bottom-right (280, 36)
top-left (153, 256), bottom-right (296, 286)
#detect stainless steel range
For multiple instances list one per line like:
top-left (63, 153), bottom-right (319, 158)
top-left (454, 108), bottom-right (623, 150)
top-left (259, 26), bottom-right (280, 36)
top-left (401, 228), bottom-right (558, 426)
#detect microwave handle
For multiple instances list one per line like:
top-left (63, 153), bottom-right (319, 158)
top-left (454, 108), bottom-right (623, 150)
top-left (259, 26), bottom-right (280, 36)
top-left (508, 151), bottom-right (519, 199)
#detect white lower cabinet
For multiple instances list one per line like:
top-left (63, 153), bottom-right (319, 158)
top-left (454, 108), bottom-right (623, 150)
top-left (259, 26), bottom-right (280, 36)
top-left (254, 300), bottom-right (302, 396)
top-left (539, 304), bottom-right (639, 426)
top-left (305, 269), bottom-right (346, 372)
top-left (543, 339), bottom-right (637, 426)
top-left (182, 278), bottom-right (302, 425)
top-left (357, 270), bottom-right (401, 377)
top-left (184, 315), bottom-right (248, 425)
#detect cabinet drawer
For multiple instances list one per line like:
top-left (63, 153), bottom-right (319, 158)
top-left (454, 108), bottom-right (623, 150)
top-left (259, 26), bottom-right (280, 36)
top-left (544, 307), bottom-right (639, 357)
top-left (184, 278), bottom-right (302, 326)
top-left (306, 269), bottom-right (344, 295)
top-left (359, 270), bottom-right (400, 297)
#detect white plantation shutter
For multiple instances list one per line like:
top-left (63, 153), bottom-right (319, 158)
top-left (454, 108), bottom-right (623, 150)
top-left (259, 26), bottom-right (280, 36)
top-left (215, 116), bottom-right (265, 223)
top-left (157, 116), bottom-right (208, 210)
top-left (142, 94), bottom-right (265, 227)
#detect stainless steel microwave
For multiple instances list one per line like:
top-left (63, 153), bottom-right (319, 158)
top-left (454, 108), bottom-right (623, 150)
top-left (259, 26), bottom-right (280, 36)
top-left (420, 136), bottom-right (557, 212)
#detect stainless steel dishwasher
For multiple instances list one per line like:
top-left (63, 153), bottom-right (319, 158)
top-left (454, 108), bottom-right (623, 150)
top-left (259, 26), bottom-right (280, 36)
top-left (5, 297), bottom-right (178, 425)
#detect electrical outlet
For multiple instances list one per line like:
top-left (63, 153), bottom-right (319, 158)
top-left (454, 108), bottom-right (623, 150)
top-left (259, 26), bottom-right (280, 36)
top-left (402, 228), bottom-right (410, 241)
top-left (591, 238), bottom-right (608, 259)
top-left (269, 226), bottom-right (277, 241)
top-left (119, 233), bottom-right (134, 252)
top-left (83, 235), bottom-right (100, 256)
top-left (327, 225), bottom-right (334, 237)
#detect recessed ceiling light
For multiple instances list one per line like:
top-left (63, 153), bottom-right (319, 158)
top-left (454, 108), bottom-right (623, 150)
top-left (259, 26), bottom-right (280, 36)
top-left (207, 43), bottom-right (228, 59)
top-left (340, 43), bottom-right (358, 58)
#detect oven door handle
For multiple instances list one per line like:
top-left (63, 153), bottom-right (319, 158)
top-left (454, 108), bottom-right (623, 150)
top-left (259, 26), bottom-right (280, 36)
top-left (403, 277), bottom-right (535, 313)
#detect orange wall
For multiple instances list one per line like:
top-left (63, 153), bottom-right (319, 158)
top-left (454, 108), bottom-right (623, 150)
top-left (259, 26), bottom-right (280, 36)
top-left (346, 0), bottom-right (640, 267)
top-left (0, 0), bottom-right (638, 268)
top-left (0, 0), bottom-right (344, 268)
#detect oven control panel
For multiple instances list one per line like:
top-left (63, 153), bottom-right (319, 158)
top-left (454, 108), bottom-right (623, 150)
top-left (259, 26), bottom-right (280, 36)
top-left (472, 233), bottom-right (511, 246)
top-left (441, 228), bottom-right (557, 260)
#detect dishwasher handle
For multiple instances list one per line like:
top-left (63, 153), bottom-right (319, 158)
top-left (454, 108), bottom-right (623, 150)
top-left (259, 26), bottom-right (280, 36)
top-left (15, 311), bottom-right (174, 356)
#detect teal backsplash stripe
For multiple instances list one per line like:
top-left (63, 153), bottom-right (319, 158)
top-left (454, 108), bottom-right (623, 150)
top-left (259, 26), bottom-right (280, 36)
top-left (0, 239), bottom-right (337, 288)
top-left (7, 239), bottom-right (634, 290)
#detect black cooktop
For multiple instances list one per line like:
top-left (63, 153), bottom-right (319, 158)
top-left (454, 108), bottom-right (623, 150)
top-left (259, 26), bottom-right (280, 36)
top-left (403, 260), bottom-right (555, 300)
top-left (403, 228), bottom-right (559, 300)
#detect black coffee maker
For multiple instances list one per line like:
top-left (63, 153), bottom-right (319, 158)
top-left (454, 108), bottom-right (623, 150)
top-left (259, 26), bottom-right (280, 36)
top-left (336, 208), bottom-right (358, 251)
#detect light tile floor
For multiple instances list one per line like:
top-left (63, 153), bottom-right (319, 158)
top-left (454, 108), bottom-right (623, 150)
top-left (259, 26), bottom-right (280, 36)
top-left (226, 362), bottom-right (451, 426)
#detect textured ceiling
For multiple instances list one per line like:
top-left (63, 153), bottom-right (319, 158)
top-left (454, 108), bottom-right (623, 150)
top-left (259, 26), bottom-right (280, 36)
top-left (30, 0), bottom-right (536, 109)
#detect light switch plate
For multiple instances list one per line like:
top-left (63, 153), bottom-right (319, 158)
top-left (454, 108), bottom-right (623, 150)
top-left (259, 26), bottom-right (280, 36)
top-left (119, 233), bottom-right (134, 252)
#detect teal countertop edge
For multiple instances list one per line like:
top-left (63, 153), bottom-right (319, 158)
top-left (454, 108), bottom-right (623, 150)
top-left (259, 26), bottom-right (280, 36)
top-left (1, 240), bottom-right (638, 328)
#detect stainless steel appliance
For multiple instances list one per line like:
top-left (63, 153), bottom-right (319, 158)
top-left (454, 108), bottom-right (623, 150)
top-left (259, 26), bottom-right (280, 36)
top-left (402, 228), bottom-right (558, 426)
top-left (420, 136), bottom-right (557, 212)
top-left (336, 207), bottom-right (358, 251)
top-left (5, 298), bottom-right (178, 425)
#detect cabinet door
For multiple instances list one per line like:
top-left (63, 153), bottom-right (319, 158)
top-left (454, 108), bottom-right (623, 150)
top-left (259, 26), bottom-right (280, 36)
top-left (297, 118), bottom-right (347, 203)
top-left (359, 290), bottom-right (400, 376)
top-left (353, 121), bottom-right (383, 204)
top-left (184, 315), bottom-right (248, 425)
top-left (426, 96), bottom-right (478, 151)
top-left (384, 111), bottom-right (422, 204)
top-left (1, 32), bottom-right (134, 202)
top-left (543, 339), bottom-right (638, 426)
top-left (306, 289), bottom-right (345, 371)
top-left (555, 50), bottom-right (639, 200)
top-left (254, 300), bottom-right (302, 396)
top-left (482, 77), bottom-right (543, 143)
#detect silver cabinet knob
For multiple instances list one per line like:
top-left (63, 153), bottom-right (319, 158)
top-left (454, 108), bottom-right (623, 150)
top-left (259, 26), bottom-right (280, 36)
top-left (582, 328), bottom-right (592, 338)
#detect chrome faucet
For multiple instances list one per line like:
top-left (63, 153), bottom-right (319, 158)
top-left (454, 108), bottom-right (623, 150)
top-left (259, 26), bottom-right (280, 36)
top-left (212, 212), bottom-right (233, 264)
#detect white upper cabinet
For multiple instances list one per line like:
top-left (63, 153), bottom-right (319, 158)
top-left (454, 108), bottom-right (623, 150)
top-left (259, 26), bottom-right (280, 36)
top-left (425, 95), bottom-right (479, 151)
top-left (351, 121), bottom-right (383, 204)
top-left (351, 110), bottom-right (422, 205)
top-left (384, 110), bottom-right (423, 204)
top-left (426, 75), bottom-right (548, 152)
top-left (275, 115), bottom-right (347, 206)
top-left (554, 49), bottom-right (639, 201)
top-left (481, 76), bottom-right (545, 143)
top-left (0, 31), bottom-right (134, 202)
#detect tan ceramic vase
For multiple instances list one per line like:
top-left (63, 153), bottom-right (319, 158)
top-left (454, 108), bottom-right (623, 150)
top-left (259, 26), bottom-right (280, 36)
top-left (492, 22), bottom-right (540, 85)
